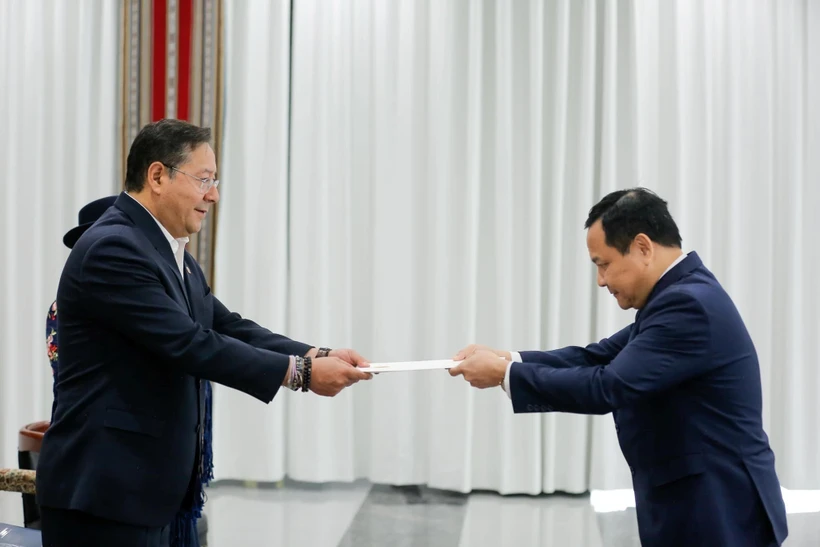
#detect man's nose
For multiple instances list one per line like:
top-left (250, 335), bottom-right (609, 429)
top-left (205, 185), bottom-right (219, 203)
top-left (597, 272), bottom-right (606, 287)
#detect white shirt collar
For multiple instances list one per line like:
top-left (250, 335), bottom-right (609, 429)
top-left (125, 193), bottom-right (189, 277)
top-left (659, 251), bottom-right (688, 280)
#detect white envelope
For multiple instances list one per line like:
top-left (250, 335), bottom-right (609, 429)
top-left (365, 359), bottom-right (460, 373)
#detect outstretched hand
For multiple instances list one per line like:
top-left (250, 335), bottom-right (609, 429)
top-left (310, 357), bottom-right (372, 397)
top-left (449, 350), bottom-right (509, 389)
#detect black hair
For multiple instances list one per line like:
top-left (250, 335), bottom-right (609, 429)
top-left (124, 119), bottom-right (211, 192)
top-left (585, 187), bottom-right (682, 254)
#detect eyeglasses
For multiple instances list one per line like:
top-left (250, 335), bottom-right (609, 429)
top-left (164, 164), bottom-right (220, 193)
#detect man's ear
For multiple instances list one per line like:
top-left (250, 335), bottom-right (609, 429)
top-left (145, 162), bottom-right (165, 192)
top-left (632, 233), bottom-right (654, 261)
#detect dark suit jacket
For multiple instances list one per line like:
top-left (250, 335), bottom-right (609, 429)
top-left (510, 252), bottom-right (787, 547)
top-left (36, 193), bottom-right (311, 527)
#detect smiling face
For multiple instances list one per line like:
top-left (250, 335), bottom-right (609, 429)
top-left (587, 219), bottom-right (654, 310)
top-left (149, 143), bottom-right (219, 238)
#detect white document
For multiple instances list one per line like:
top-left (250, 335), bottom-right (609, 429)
top-left (365, 359), bottom-right (460, 373)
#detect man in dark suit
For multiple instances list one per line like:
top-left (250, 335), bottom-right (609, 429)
top-left (36, 119), bottom-right (372, 547)
top-left (449, 188), bottom-right (788, 546)
top-left (44, 195), bottom-right (209, 544)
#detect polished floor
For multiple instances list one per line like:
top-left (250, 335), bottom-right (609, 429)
top-left (2, 480), bottom-right (819, 546)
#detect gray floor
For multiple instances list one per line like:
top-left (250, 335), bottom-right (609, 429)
top-left (2, 481), bottom-right (819, 546)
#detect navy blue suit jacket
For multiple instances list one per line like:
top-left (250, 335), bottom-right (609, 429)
top-left (36, 193), bottom-right (311, 527)
top-left (510, 252), bottom-right (787, 546)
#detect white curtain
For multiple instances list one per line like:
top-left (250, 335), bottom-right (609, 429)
top-left (212, 0), bottom-right (295, 481)
top-left (0, 0), bottom-right (120, 469)
top-left (215, 0), bottom-right (820, 492)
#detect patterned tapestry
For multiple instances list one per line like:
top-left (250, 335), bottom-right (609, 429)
top-left (120, 0), bottom-right (224, 284)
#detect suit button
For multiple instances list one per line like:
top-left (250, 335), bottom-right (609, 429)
top-left (615, 424), bottom-right (620, 433)
top-left (630, 466), bottom-right (635, 475)
top-left (526, 404), bottom-right (533, 411)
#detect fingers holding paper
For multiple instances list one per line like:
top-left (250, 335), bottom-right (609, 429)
top-left (329, 348), bottom-right (370, 369)
top-left (453, 344), bottom-right (512, 361)
top-left (310, 356), bottom-right (372, 397)
top-left (449, 350), bottom-right (508, 389)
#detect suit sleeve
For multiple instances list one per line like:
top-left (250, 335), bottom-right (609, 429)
top-left (81, 234), bottom-right (289, 403)
top-left (201, 269), bottom-right (312, 356)
top-left (510, 290), bottom-right (712, 415)
top-left (518, 324), bottom-right (632, 367)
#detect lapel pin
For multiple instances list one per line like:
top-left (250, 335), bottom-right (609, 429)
top-left (186, 265), bottom-right (192, 275)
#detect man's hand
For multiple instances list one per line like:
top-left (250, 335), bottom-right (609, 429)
top-left (309, 357), bottom-right (372, 397)
top-left (449, 350), bottom-right (508, 389)
top-left (329, 348), bottom-right (370, 368)
top-left (453, 344), bottom-right (511, 361)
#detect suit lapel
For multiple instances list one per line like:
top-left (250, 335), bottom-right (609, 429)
top-left (158, 254), bottom-right (192, 317)
top-left (114, 192), bottom-right (193, 316)
top-left (182, 254), bottom-right (207, 430)
top-left (633, 251), bottom-right (704, 332)
top-left (183, 255), bottom-right (201, 321)
top-left (645, 252), bottom-right (703, 305)
top-left (173, 262), bottom-right (193, 317)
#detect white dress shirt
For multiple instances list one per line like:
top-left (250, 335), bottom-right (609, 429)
top-left (502, 252), bottom-right (689, 399)
top-left (125, 193), bottom-right (189, 277)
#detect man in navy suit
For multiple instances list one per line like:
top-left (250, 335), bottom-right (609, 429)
top-left (450, 188), bottom-right (788, 546)
top-left (36, 119), bottom-right (372, 547)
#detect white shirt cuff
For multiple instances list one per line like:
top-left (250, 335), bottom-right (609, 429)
top-left (503, 351), bottom-right (522, 400)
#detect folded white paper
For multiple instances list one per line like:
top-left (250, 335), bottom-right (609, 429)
top-left (365, 359), bottom-right (461, 373)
